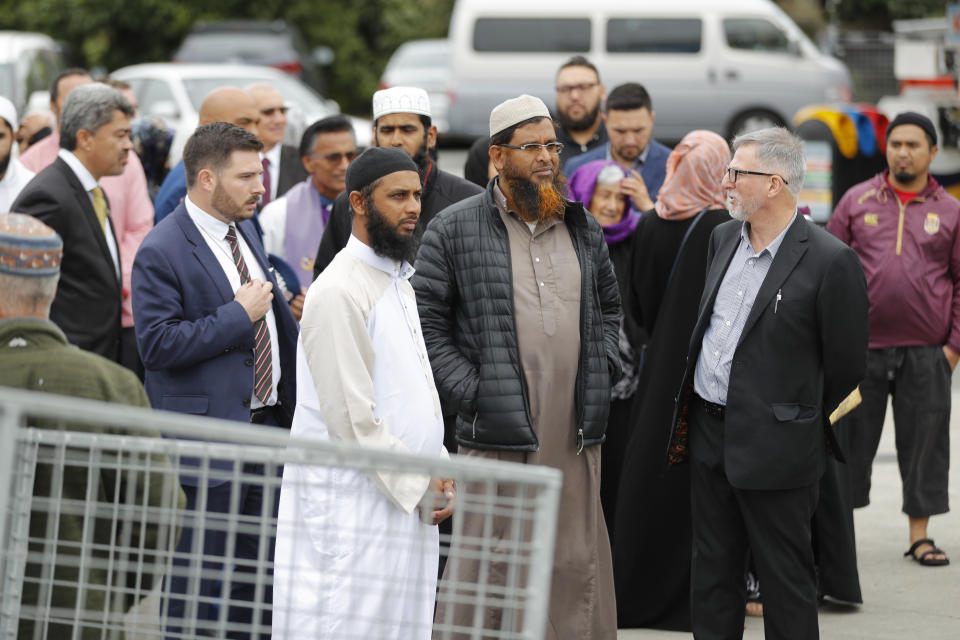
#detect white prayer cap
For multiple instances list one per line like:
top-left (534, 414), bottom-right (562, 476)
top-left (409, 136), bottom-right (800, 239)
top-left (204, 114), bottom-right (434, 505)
top-left (0, 96), bottom-right (17, 132)
top-left (489, 94), bottom-right (551, 137)
top-left (372, 86), bottom-right (431, 120)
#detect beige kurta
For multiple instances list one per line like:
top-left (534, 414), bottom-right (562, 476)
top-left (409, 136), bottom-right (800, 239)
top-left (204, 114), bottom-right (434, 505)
top-left (435, 186), bottom-right (616, 639)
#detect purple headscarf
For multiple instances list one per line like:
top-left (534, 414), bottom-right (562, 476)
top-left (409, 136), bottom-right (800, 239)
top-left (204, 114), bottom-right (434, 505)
top-left (567, 159), bottom-right (639, 245)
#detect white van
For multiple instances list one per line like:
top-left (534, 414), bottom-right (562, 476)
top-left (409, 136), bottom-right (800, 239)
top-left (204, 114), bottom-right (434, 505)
top-left (445, 0), bottom-right (851, 141)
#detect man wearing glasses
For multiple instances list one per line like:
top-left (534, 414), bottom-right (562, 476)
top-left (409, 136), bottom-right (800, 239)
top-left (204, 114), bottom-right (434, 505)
top-left (247, 84), bottom-right (308, 208)
top-left (312, 86), bottom-right (481, 277)
top-left (554, 55), bottom-right (607, 169)
top-left (260, 115), bottom-right (357, 306)
top-left (414, 95), bottom-right (622, 638)
top-left (667, 127), bottom-right (869, 639)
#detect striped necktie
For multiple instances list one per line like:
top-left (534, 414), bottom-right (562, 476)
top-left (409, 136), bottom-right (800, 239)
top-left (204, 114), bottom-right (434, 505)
top-left (261, 157), bottom-right (272, 207)
top-left (225, 225), bottom-right (273, 405)
top-left (90, 186), bottom-right (108, 231)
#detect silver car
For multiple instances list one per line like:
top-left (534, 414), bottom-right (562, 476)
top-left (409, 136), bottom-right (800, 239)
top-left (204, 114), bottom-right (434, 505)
top-left (111, 63), bottom-right (371, 164)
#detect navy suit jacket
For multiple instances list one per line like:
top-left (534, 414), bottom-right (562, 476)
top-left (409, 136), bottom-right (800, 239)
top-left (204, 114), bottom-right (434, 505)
top-left (563, 139), bottom-right (672, 202)
top-left (132, 202), bottom-right (299, 484)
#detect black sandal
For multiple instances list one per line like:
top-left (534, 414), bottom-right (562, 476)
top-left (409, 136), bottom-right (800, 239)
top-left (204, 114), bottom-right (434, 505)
top-left (904, 538), bottom-right (950, 567)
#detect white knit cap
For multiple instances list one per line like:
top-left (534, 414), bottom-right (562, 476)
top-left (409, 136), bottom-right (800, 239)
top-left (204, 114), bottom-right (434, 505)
top-left (0, 96), bottom-right (17, 132)
top-left (489, 94), bottom-right (551, 137)
top-left (372, 86), bottom-right (431, 120)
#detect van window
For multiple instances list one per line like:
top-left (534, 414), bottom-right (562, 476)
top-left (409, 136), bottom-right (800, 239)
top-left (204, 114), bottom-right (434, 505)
top-left (606, 18), bottom-right (702, 54)
top-left (723, 19), bottom-right (790, 53)
top-left (473, 18), bottom-right (591, 53)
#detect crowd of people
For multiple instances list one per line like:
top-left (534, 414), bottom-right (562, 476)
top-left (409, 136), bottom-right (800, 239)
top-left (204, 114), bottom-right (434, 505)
top-left (0, 51), bottom-right (957, 640)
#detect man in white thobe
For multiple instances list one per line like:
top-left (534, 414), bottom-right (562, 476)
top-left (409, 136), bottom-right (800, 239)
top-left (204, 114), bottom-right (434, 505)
top-left (274, 147), bottom-right (454, 639)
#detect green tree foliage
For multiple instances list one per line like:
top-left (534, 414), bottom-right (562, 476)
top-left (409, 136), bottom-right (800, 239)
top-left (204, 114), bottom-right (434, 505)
top-left (826, 0), bottom-right (947, 30)
top-left (2, 0), bottom-right (455, 114)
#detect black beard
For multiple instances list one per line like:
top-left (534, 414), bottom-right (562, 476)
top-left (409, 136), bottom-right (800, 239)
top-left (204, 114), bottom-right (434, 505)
top-left (0, 149), bottom-right (10, 179)
top-left (556, 103), bottom-right (600, 132)
top-left (411, 137), bottom-right (431, 182)
top-left (365, 197), bottom-right (420, 263)
top-left (893, 170), bottom-right (917, 184)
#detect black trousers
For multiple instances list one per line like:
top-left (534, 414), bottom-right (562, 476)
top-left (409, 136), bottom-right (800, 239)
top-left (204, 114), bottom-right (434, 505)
top-left (840, 346), bottom-right (951, 517)
top-left (689, 397), bottom-right (820, 640)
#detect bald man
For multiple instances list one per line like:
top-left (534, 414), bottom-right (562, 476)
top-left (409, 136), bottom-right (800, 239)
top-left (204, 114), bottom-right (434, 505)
top-left (247, 84), bottom-right (307, 208)
top-left (153, 87), bottom-right (262, 222)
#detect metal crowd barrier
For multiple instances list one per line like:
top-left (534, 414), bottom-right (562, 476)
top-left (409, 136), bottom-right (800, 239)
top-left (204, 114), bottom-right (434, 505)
top-left (0, 387), bottom-right (561, 639)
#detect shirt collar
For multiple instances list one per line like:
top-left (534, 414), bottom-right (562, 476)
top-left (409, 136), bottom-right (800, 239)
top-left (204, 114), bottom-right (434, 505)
top-left (57, 149), bottom-right (98, 192)
top-left (262, 143), bottom-right (282, 167)
top-left (604, 141), bottom-right (651, 169)
top-left (740, 211), bottom-right (797, 258)
top-left (184, 194), bottom-right (232, 241)
top-left (344, 234), bottom-right (414, 280)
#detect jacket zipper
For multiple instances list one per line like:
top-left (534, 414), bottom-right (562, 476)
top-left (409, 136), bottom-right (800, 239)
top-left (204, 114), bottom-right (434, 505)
top-left (573, 228), bottom-right (588, 453)
top-left (896, 199), bottom-right (905, 256)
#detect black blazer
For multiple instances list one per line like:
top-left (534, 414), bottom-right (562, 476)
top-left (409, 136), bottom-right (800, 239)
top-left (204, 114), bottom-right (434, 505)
top-left (276, 144), bottom-right (308, 197)
top-left (12, 157), bottom-right (122, 361)
top-left (668, 215), bottom-right (869, 491)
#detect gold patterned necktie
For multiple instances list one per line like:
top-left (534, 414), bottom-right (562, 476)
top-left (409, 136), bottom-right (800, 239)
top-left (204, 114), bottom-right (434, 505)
top-left (91, 186), bottom-right (108, 231)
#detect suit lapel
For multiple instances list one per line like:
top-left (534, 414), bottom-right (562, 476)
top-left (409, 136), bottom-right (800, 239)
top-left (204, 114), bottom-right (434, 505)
top-left (737, 215), bottom-right (809, 347)
top-left (58, 159), bottom-right (118, 283)
top-left (689, 224), bottom-right (741, 355)
top-left (174, 205), bottom-right (236, 304)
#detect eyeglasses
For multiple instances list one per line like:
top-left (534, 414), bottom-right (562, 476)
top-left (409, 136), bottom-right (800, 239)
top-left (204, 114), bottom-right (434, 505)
top-left (260, 106), bottom-right (290, 116)
top-left (726, 167), bottom-right (789, 185)
top-left (495, 142), bottom-right (564, 155)
top-left (556, 82), bottom-right (598, 95)
top-left (313, 150), bottom-right (360, 163)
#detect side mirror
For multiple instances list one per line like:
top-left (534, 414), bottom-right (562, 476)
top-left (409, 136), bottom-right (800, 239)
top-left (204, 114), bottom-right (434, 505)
top-left (149, 100), bottom-right (180, 121)
top-left (312, 46), bottom-right (335, 66)
top-left (788, 40), bottom-right (804, 58)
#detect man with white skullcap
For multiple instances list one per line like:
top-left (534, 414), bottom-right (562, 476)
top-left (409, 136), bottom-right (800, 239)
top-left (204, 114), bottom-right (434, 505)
top-left (0, 97), bottom-right (35, 212)
top-left (312, 86), bottom-right (481, 277)
top-left (414, 95), bottom-right (622, 638)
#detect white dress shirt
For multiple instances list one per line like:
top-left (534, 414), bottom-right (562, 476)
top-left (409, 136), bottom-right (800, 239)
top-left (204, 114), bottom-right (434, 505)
top-left (57, 149), bottom-right (120, 279)
top-left (184, 195), bottom-right (282, 408)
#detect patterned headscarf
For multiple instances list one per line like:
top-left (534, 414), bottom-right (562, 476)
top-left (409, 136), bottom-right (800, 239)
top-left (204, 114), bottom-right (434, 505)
top-left (654, 130), bottom-right (730, 221)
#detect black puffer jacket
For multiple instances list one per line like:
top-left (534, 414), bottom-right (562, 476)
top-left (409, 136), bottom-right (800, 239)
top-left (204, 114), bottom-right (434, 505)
top-left (412, 180), bottom-right (622, 452)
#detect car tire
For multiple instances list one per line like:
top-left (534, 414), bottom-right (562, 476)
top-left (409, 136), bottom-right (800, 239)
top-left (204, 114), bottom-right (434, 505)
top-left (727, 109), bottom-right (787, 141)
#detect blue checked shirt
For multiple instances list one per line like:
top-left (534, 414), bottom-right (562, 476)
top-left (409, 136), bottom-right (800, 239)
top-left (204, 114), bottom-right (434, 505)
top-left (694, 214), bottom-right (796, 405)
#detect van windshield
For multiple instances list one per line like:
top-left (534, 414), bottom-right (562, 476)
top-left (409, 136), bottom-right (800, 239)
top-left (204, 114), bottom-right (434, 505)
top-left (723, 19), bottom-right (790, 53)
top-left (473, 18), bottom-right (590, 53)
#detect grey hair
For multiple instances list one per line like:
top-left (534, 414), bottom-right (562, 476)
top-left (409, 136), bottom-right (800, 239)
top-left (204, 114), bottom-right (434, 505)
top-left (732, 127), bottom-right (805, 196)
top-left (0, 272), bottom-right (59, 315)
top-left (59, 83), bottom-right (134, 151)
